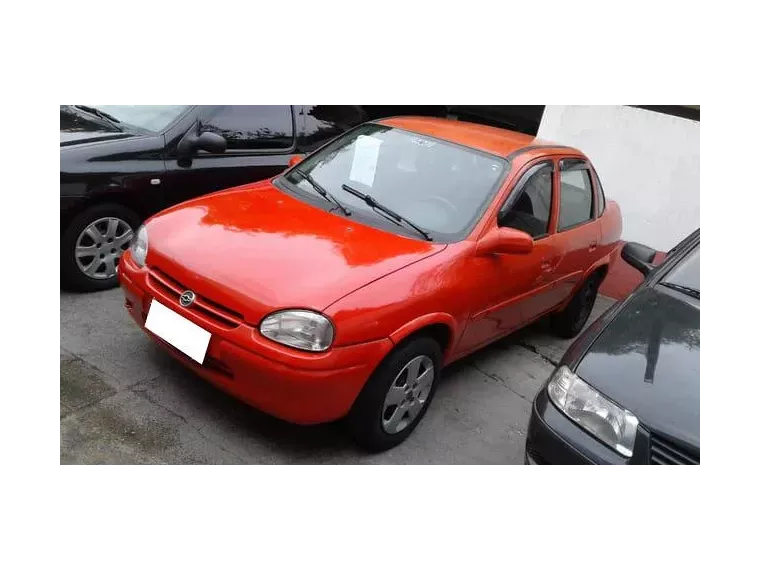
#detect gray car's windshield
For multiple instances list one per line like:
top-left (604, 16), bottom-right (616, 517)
top-left (662, 243), bottom-right (700, 297)
top-left (91, 105), bottom-right (191, 132)
top-left (282, 123), bottom-right (509, 241)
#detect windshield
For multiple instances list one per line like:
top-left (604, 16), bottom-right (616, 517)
top-left (663, 243), bottom-right (700, 296)
top-left (91, 105), bottom-right (191, 132)
top-left (281, 123), bottom-right (509, 241)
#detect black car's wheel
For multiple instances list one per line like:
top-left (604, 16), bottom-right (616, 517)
top-left (346, 336), bottom-right (442, 452)
top-left (551, 274), bottom-right (601, 339)
top-left (61, 203), bottom-right (140, 292)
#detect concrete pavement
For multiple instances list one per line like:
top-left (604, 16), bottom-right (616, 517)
top-left (60, 288), bottom-right (614, 464)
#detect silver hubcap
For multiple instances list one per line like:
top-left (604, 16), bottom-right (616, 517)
top-left (74, 217), bottom-right (134, 280)
top-left (381, 355), bottom-right (435, 434)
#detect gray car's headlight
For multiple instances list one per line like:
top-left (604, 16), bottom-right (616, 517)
top-left (259, 310), bottom-right (334, 352)
top-left (130, 225), bottom-right (148, 267)
top-left (548, 366), bottom-right (639, 457)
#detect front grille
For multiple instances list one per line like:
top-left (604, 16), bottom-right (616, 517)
top-left (649, 434), bottom-right (699, 465)
top-left (147, 267), bottom-right (243, 330)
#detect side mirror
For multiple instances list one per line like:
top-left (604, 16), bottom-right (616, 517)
top-left (477, 227), bottom-right (534, 256)
top-left (288, 154), bottom-right (305, 168)
top-left (177, 129), bottom-right (227, 158)
top-left (621, 242), bottom-right (656, 276)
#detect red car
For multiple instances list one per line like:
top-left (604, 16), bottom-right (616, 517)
top-left (118, 117), bottom-right (622, 451)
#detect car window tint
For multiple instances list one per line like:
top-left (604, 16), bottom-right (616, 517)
top-left (202, 105), bottom-right (294, 151)
top-left (559, 162), bottom-right (594, 230)
top-left (499, 164), bottom-right (552, 238)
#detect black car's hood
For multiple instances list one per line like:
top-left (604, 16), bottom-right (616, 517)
top-left (575, 286), bottom-right (700, 450)
top-left (60, 106), bottom-right (139, 147)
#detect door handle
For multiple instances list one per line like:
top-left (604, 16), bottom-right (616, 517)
top-left (589, 241), bottom-right (598, 252)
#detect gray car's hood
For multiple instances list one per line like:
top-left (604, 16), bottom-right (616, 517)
top-left (575, 286), bottom-right (700, 451)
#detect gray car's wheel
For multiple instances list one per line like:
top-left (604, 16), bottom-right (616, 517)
top-left (347, 336), bottom-right (442, 452)
top-left (61, 203), bottom-right (140, 292)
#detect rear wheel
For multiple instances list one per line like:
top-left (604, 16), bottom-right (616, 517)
top-left (551, 274), bottom-right (600, 338)
top-left (346, 336), bottom-right (442, 452)
top-left (61, 203), bottom-right (140, 292)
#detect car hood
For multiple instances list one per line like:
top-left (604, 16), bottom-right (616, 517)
top-left (60, 106), bottom-right (138, 147)
top-left (575, 286), bottom-right (700, 451)
top-left (145, 180), bottom-right (447, 324)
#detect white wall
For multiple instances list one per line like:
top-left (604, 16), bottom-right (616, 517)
top-left (537, 105), bottom-right (699, 251)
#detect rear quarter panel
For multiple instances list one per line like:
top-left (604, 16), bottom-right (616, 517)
top-left (593, 199), bottom-right (623, 276)
top-left (599, 199), bottom-right (623, 255)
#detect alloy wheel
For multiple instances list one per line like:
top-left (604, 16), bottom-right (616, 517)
top-left (74, 217), bottom-right (134, 280)
top-left (381, 354), bottom-right (435, 434)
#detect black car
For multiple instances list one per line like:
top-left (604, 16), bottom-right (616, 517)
top-left (60, 105), bottom-right (368, 291)
top-left (526, 229), bottom-right (700, 464)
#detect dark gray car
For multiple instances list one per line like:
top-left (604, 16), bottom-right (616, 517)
top-left (525, 229), bottom-right (700, 464)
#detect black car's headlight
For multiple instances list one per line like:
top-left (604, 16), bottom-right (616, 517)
top-left (259, 310), bottom-right (334, 352)
top-left (547, 366), bottom-right (639, 457)
top-left (130, 225), bottom-right (148, 267)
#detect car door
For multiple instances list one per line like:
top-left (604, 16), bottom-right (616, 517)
top-left (550, 157), bottom-right (601, 301)
top-left (457, 159), bottom-right (564, 352)
top-left (162, 105), bottom-right (301, 206)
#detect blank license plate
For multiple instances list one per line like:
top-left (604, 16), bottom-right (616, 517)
top-left (145, 300), bottom-right (211, 364)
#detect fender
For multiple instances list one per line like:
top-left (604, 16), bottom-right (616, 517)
top-left (388, 312), bottom-right (459, 361)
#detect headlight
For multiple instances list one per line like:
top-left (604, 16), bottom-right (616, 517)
top-left (259, 310), bottom-right (334, 352)
top-left (130, 225), bottom-right (148, 267)
top-left (548, 366), bottom-right (639, 457)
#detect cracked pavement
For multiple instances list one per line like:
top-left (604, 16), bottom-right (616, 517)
top-left (60, 288), bottom-right (614, 464)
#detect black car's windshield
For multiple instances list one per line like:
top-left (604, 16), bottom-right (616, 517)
top-left (281, 123), bottom-right (509, 241)
top-left (662, 244), bottom-right (700, 298)
top-left (89, 105), bottom-right (191, 133)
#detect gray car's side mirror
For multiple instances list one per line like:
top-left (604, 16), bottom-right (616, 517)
top-left (621, 242), bottom-right (657, 276)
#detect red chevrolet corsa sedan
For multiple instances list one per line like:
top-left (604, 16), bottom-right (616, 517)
top-left (119, 117), bottom-right (622, 450)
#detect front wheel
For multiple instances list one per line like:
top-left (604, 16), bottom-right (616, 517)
top-left (346, 336), bottom-right (442, 452)
top-left (61, 203), bottom-right (140, 292)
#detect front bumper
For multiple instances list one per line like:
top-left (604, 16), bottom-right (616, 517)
top-left (525, 388), bottom-right (627, 465)
top-left (118, 253), bottom-right (392, 425)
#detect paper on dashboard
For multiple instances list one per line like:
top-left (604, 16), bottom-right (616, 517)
top-left (349, 135), bottom-right (383, 187)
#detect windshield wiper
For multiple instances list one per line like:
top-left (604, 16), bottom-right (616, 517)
top-left (661, 282), bottom-right (700, 299)
top-left (74, 105), bottom-right (122, 126)
top-left (341, 184), bottom-right (432, 241)
top-left (293, 169), bottom-right (351, 216)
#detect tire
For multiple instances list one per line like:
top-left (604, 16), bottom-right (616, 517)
top-left (550, 274), bottom-right (601, 339)
top-left (346, 336), bottom-right (443, 452)
top-left (61, 203), bottom-right (141, 292)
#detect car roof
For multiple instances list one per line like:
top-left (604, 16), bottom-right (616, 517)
top-left (377, 116), bottom-right (576, 159)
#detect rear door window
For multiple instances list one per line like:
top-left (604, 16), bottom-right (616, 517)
top-left (559, 159), bottom-right (595, 230)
